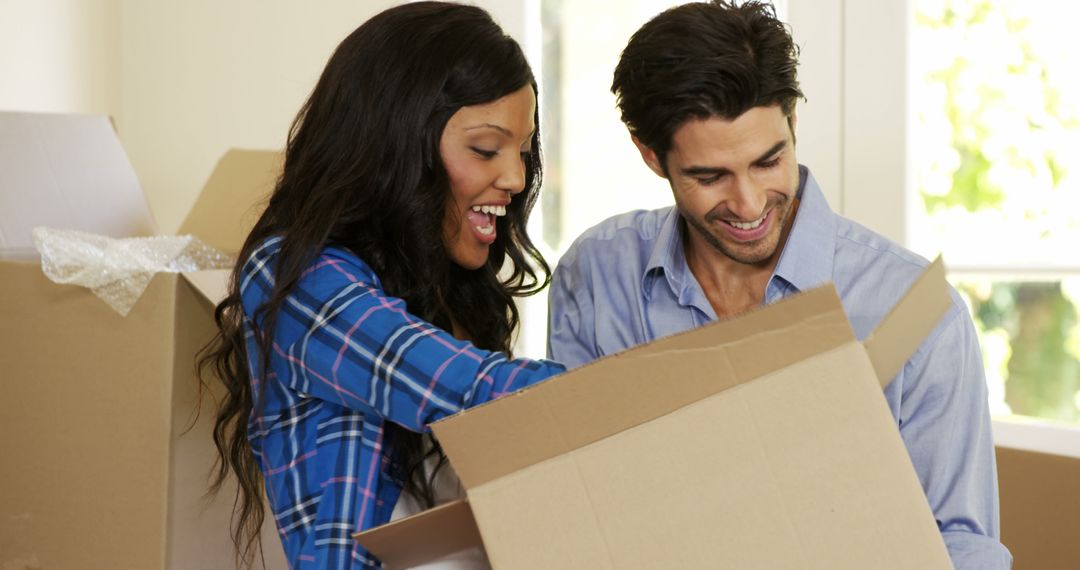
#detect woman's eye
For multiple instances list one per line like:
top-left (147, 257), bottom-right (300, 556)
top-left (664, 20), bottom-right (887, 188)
top-left (471, 147), bottom-right (498, 159)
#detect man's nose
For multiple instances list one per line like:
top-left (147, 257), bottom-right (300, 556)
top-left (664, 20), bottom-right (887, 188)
top-left (727, 176), bottom-right (768, 220)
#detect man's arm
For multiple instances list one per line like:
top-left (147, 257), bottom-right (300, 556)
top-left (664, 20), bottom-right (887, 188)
top-left (547, 259), bottom-right (600, 369)
top-left (896, 300), bottom-right (1013, 569)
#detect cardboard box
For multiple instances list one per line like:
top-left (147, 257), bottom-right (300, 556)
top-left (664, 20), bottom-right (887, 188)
top-left (997, 444), bottom-right (1080, 569)
top-left (358, 258), bottom-right (957, 568)
top-left (0, 111), bottom-right (285, 569)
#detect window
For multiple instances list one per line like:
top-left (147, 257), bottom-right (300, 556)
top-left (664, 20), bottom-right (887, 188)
top-left (910, 0), bottom-right (1080, 425)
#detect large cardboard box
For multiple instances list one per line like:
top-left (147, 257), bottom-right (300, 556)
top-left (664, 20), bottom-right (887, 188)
top-left (996, 444), bottom-right (1080, 569)
top-left (0, 111), bottom-right (285, 569)
top-left (358, 258), bottom-right (958, 568)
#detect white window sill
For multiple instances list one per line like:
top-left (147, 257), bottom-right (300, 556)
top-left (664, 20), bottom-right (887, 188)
top-left (993, 417), bottom-right (1080, 458)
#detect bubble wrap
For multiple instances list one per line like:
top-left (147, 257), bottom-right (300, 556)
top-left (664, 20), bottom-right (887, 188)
top-left (32, 227), bottom-right (236, 316)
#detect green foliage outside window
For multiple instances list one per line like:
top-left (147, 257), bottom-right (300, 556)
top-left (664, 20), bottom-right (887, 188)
top-left (914, 0), bottom-right (1080, 423)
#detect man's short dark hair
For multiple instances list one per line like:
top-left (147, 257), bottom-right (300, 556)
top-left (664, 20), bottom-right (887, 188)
top-left (611, 1), bottom-right (804, 169)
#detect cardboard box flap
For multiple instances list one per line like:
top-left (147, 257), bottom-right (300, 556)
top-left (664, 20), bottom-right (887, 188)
top-left (354, 499), bottom-right (482, 568)
top-left (464, 341), bottom-right (953, 569)
top-left (181, 269), bottom-right (232, 308)
top-left (177, 149), bottom-right (279, 255)
top-left (0, 111), bottom-right (156, 259)
top-left (863, 256), bottom-right (952, 388)
top-left (434, 285), bottom-right (856, 489)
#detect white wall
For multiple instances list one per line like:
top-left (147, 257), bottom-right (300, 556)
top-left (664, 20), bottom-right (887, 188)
top-left (0, 0), bottom-right (538, 235)
top-left (787, 0), bottom-right (908, 244)
top-left (0, 0), bottom-right (120, 115)
top-left (786, 0), bottom-right (843, 211)
top-left (117, 0), bottom-right (401, 233)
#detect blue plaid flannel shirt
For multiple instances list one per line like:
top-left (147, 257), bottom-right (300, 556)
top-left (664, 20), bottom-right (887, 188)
top-left (239, 237), bottom-right (565, 568)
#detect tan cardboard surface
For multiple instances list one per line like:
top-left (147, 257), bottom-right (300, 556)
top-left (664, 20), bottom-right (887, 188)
top-left (0, 111), bottom-right (157, 259)
top-left (177, 149), bottom-right (279, 254)
top-left (358, 499), bottom-right (483, 568)
top-left (864, 256), bottom-right (952, 387)
top-left (434, 286), bottom-right (855, 489)
top-left (176, 149), bottom-right (278, 308)
top-left (997, 445), bottom-right (1080, 570)
top-left (467, 343), bottom-right (950, 569)
top-left (0, 112), bottom-right (285, 569)
top-left (371, 260), bottom-right (956, 568)
top-left (182, 268), bottom-right (232, 308)
top-left (0, 261), bottom-right (177, 568)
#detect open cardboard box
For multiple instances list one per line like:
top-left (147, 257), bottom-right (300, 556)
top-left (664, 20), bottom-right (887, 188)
top-left (0, 111), bottom-right (284, 569)
top-left (358, 257), bottom-right (957, 568)
top-left (996, 444), bottom-right (1080, 569)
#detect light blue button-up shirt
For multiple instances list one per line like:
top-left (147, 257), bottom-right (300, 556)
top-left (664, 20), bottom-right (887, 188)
top-left (548, 165), bottom-right (1012, 569)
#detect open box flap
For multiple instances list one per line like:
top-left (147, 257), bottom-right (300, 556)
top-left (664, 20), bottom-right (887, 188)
top-left (463, 341), bottom-right (952, 569)
top-left (353, 499), bottom-right (483, 568)
top-left (0, 111), bottom-right (156, 259)
top-left (177, 149), bottom-right (279, 255)
top-left (433, 285), bottom-right (857, 490)
top-left (181, 269), bottom-right (232, 309)
top-left (176, 149), bottom-right (278, 306)
top-left (863, 256), bottom-right (952, 388)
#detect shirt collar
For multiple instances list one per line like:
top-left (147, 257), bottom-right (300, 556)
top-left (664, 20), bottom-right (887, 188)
top-left (642, 206), bottom-right (691, 303)
top-left (641, 165), bottom-right (837, 301)
top-left (771, 165), bottom-right (837, 293)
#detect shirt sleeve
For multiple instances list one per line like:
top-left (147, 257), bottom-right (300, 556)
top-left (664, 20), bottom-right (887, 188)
top-left (546, 256), bottom-right (600, 369)
top-left (245, 249), bottom-right (566, 433)
top-left (895, 301), bottom-right (1013, 569)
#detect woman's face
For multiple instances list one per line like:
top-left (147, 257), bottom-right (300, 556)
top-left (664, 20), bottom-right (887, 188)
top-left (440, 85), bottom-right (536, 270)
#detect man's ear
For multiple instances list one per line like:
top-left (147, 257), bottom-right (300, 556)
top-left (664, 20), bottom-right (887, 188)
top-left (631, 134), bottom-right (667, 179)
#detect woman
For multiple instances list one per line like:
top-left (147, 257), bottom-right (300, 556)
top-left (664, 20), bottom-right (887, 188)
top-left (199, 3), bottom-right (565, 568)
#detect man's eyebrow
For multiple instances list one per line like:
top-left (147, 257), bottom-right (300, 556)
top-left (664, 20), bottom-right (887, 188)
top-left (752, 140), bottom-right (788, 163)
top-left (681, 140), bottom-right (788, 177)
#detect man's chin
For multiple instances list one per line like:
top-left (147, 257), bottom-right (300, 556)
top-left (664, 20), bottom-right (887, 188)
top-left (712, 236), bottom-right (781, 266)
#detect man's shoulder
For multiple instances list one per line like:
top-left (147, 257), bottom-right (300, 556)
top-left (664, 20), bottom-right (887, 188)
top-left (834, 217), bottom-right (928, 271)
top-left (829, 216), bottom-right (968, 337)
top-left (560, 206), bottom-right (674, 265)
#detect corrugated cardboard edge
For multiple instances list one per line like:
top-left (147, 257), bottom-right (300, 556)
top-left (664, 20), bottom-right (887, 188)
top-left (434, 285), bottom-right (856, 490)
top-left (354, 499), bottom-right (482, 568)
top-left (181, 269), bottom-right (231, 309)
top-left (863, 256), bottom-right (952, 388)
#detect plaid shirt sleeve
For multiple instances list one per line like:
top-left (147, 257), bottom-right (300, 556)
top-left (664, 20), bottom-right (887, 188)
top-left (240, 237), bottom-right (565, 431)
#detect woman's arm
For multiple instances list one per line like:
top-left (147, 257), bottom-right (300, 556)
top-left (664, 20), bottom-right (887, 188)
top-left (241, 243), bottom-right (565, 432)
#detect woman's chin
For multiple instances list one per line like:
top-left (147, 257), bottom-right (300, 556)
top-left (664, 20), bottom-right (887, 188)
top-left (450, 248), bottom-right (489, 271)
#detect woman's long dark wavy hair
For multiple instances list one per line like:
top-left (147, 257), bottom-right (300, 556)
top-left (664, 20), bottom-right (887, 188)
top-left (197, 2), bottom-right (549, 566)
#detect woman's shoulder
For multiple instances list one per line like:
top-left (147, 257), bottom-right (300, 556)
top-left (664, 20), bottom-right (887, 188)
top-left (309, 243), bottom-right (384, 289)
top-left (238, 237), bottom-right (384, 305)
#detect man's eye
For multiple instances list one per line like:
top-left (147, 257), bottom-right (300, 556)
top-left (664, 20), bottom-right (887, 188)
top-left (759, 156), bottom-right (781, 168)
top-left (471, 147), bottom-right (497, 159)
top-left (696, 175), bottom-right (721, 185)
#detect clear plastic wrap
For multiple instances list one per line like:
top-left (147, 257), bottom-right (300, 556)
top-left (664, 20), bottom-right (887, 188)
top-left (32, 227), bottom-right (235, 316)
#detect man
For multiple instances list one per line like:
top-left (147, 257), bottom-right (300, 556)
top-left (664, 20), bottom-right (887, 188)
top-left (546, 2), bottom-right (1011, 568)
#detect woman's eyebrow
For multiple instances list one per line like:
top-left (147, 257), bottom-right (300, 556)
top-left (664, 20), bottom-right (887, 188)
top-left (465, 123), bottom-right (512, 136)
top-left (466, 124), bottom-right (536, 144)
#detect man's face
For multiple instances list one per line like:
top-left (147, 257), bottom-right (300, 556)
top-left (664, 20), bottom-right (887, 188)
top-left (637, 105), bottom-right (799, 266)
